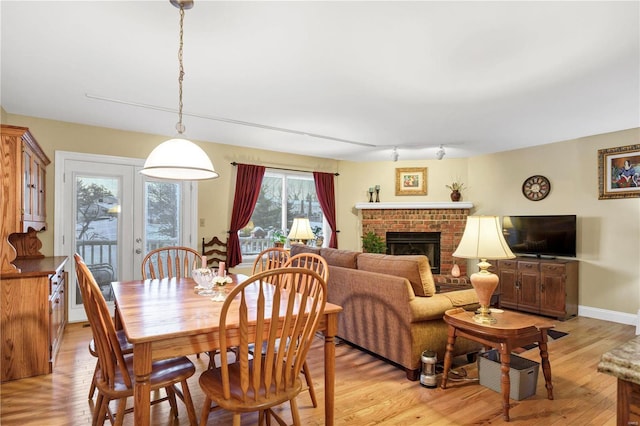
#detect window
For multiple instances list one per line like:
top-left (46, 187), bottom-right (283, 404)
top-left (239, 170), bottom-right (326, 260)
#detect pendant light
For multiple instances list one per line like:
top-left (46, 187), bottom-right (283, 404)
top-left (140, 0), bottom-right (219, 181)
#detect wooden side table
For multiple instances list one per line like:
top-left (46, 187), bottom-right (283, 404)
top-left (441, 307), bottom-right (555, 421)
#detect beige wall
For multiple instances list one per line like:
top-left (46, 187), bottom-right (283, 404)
top-left (1, 111), bottom-right (337, 265)
top-left (3, 109), bottom-right (639, 317)
top-left (335, 129), bottom-right (640, 318)
top-left (335, 158), bottom-right (469, 252)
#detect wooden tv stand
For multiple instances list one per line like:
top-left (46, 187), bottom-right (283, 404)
top-left (493, 256), bottom-right (578, 320)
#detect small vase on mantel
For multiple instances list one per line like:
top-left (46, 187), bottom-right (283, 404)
top-left (451, 262), bottom-right (461, 278)
top-left (450, 190), bottom-right (461, 202)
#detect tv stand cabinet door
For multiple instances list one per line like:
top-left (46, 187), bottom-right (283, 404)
top-left (517, 261), bottom-right (541, 314)
top-left (540, 261), bottom-right (579, 320)
top-left (497, 260), bottom-right (518, 310)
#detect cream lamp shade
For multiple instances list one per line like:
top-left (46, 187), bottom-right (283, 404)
top-left (288, 217), bottom-right (315, 244)
top-left (453, 215), bottom-right (515, 324)
top-left (140, 0), bottom-right (219, 181)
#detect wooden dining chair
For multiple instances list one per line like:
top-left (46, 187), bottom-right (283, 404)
top-left (201, 236), bottom-right (228, 269)
top-left (75, 254), bottom-right (198, 426)
top-left (198, 267), bottom-right (327, 426)
top-left (251, 247), bottom-right (290, 275)
top-left (282, 252), bottom-right (329, 408)
top-left (141, 246), bottom-right (201, 280)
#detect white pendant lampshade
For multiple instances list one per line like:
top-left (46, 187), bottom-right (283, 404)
top-left (140, 138), bottom-right (219, 181)
top-left (140, 0), bottom-right (218, 181)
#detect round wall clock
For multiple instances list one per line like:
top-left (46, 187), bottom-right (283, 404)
top-left (522, 175), bottom-right (551, 201)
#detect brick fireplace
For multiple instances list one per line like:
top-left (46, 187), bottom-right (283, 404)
top-left (356, 202), bottom-right (472, 285)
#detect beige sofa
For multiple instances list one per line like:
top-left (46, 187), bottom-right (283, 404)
top-left (291, 245), bottom-right (481, 380)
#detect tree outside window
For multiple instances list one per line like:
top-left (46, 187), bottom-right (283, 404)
top-left (240, 171), bottom-right (325, 258)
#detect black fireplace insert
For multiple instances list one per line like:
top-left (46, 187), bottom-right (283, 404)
top-left (386, 231), bottom-right (440, 274)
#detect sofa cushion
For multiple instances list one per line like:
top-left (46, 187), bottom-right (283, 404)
top-left (356, 253), bottom-right (436, 297)
top-left (320, 248), bottom-right (359, 269)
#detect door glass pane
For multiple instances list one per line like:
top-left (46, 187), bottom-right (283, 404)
top-left (75, 176), bottom-right (120, 303)
top-left (145, 180), bottom-right (181, 253)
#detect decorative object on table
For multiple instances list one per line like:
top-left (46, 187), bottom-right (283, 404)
top-left (598, 143), bottom-right (640, 199)
top-left (452, 216), bottom-right (515, 324)
top-left (446, 181), bottom-right (465, 202)
top-left (210, 273), bottom-right (232, 302)
top-left (396, 167), bottom-right (428, 195)
top-left (522, 175), bottom-right (551, 201)
top-left (192, 268), bottom-right (215, 296)
top-left (140, 0), bottom-right (218, 181)
top-left (375, 185), bottom-right (380, 202)
top-left (272, 230), bottom-right (286, 248)
top-left (451, 262), bottom-right (461, 278)
top-left (361, 231), bottom-right (387, 253)
top-left (368, 187), bottom-right (374, 202)
top-left (288, 217), bottom-right (315, 244)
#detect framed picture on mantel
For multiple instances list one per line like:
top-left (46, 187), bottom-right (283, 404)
top-left (395, 167), bottom-right (427, 196)
top-left (598, 144), bottom-right (640, 199)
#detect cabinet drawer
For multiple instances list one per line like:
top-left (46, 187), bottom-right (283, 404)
top-left (49, 269), bottom-right (65, 294)
top-left (540, 264), bottom-right (565, 274)
top-left (518, 261), bottom-right (539, 271)
top-left (497, 260), bottom-right (517, 269)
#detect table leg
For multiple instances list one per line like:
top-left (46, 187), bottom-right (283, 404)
top-left (133, 342), bottom-right (153, 426)
top-left (538, 331), bottom-right (554, 400)
top-left (324, 313), bottom-right (338, 426)
top-left (440, 325), bottom-right (457, 389)
top-left (499, 343), bottom-right (511, 421)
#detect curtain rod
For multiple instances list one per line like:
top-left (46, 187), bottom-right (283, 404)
top-left (230, 162), bottom-right (339, 176)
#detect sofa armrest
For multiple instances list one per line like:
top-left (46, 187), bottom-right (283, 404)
top-left (409, 289), bottom-right (479, 322)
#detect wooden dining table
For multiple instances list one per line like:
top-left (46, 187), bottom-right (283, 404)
top-left (111, 273), bottom-right (342, 426)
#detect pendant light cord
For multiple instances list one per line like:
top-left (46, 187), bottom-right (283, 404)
top-left (177, 4), bottom-right (186, 134)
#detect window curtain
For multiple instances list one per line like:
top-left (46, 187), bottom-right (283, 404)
top-left (227, 164), bottom-right (266, 267)
top-left (313, 171), bottom-right (338, 248)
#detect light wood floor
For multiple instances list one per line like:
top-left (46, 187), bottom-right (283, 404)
top-left (0, 315), bottom-right (635, 425)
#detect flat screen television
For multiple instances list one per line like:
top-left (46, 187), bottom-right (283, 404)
top-left (502, 215), bottom-right (577, 258)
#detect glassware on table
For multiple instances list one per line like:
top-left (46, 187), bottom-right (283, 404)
top-left (210, 273), bottom-right (233, 302)
top-left (192, 268), bottom-right (215, 296)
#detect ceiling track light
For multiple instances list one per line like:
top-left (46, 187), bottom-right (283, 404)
top-left (140, 0), bottom-right (219, 181)
top-left (436, 145), bottom-right (446, 160)
top-left (392, 146), bottom-right (399, 162)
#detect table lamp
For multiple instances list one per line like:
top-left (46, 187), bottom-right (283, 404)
top-left (288, 217), bottom-right (315, 244)
top-left (452, 216), bottom-right (515, 324)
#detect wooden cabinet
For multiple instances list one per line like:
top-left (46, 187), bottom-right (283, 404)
top-left (1, 256), bottom-right (68, 382)
top-left (495, 257), bottom-right (578, 320)
top-left (22, 142), bottom-right (47, 226)
top-left (1, 125), bottom-right (51, 273)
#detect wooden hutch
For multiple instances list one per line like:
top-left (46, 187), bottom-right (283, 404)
top-left (0, 125), bottom-right (67, 382)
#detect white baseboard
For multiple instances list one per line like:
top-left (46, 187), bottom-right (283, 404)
top-left (578, 305), bottom-right (639, 332)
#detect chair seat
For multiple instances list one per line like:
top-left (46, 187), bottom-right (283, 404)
top-left (199, 360), bottom-right (302, 413)
top-left (99, 354), bottom-right (196, 397)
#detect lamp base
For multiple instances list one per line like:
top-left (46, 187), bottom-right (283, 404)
top-left (473, 305), bottom-right (496, 324)
top-left (469, 263), bottom-right (500, 325)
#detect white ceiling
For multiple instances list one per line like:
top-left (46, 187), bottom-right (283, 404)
top-left (2, 1), bottom-right (639, 162)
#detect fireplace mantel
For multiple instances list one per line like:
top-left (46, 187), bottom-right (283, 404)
top-left (355, 202), bottom-right (473, 210)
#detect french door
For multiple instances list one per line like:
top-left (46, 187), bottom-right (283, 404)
top-left (55, 151), bottom-right (197, 323)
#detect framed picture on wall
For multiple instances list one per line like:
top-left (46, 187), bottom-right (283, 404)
top-left (598, 144), bottom-right (640, 199)
top-left (395, 167), bottom-right (427, 195)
